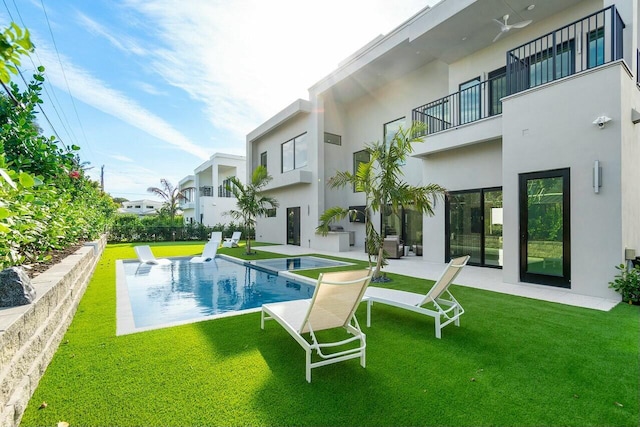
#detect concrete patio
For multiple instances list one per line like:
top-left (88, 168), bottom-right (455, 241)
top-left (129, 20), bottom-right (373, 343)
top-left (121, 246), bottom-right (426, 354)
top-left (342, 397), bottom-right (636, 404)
top-left (261, 244), bottom-right (620, 312)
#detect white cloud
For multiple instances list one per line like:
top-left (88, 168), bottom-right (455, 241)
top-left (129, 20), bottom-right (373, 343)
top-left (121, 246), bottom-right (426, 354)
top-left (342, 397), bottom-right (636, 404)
top-left (75, 11), bottom-right (147, 57)
top-left (122, 0), bottom-right (431, 141)
top-left (34, 44), bottom-right (211, 161)
top-left (110, 154), bottom-right (134, 162)
top-left (103, 163), bottom-right (181, 201)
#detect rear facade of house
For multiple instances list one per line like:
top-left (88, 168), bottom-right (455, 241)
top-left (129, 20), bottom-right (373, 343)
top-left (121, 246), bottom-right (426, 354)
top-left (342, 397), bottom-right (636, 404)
top-left (247, 0), bottom-right (640, 301)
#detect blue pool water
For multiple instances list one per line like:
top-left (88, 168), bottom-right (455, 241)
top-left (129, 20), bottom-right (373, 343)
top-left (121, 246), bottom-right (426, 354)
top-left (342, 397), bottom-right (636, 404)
top-left (118, 257), bottom-right (314, 332)
top-left (250, 256), bottom-right (351, 273)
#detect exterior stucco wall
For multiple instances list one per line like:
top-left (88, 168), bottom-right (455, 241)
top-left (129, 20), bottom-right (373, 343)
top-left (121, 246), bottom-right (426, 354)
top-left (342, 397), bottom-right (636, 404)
top-left (320, 60), bottom-right (450, 247)
top-left (252, 111), bottom-right (319, 245)
top-left (502, 64), bottom-right (625, 299)
top-left (620, 71), bottom-right (640, 262)
top-left (420, 140), bottom-right (503, 263)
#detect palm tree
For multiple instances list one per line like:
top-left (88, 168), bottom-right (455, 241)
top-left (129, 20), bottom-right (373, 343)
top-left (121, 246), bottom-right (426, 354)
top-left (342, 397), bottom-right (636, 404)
top-left (147, 179), bottom-right (190, 238)
top-left (226, 165), bottom-right (278, 255)
top-left (317, 122), bottom-right (446, 280)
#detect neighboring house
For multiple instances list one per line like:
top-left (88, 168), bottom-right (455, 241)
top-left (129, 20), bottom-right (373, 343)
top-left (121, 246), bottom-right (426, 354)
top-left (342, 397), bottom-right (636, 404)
top-left (178, 153), bottom-right (246, 226)
top-left (179, 174), bottom-right (196, 224)
top-left (247, 0), bottom-right (640, 301)
top-left (118, 199), bottom-right (163, 217)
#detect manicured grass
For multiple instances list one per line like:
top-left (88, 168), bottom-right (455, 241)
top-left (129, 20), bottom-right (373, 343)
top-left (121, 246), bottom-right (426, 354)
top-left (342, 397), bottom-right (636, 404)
top-left (21, 242), bottom-right (639, 426)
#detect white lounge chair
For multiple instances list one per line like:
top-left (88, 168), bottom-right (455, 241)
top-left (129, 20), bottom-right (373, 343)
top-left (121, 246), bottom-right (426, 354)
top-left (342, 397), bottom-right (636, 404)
top-left (222, 231), bottom-right (242, 248)
top-left (261, 269), bottom-right (373, 382)
top-left (134, 245), bottom-right (172, 265)
top-left (190, 241), bottom-right (218, 263)
top-left (364, 255), bottom-right (470, 339)
top-left (210, 231), bottom-right (222, 246)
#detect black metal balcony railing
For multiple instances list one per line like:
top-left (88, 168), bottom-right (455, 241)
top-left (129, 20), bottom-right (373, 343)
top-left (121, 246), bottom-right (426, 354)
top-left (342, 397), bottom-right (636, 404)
top-left (412, 6), bottom-right (625, 137)
top-left (218, 185), bottom-right (233, 198)
top-left (199, 186), bottom-right (213, 197)
top-left (412, 73), bottom-right (507, 136)
top-left (507, 5), bottom-right (624, 94)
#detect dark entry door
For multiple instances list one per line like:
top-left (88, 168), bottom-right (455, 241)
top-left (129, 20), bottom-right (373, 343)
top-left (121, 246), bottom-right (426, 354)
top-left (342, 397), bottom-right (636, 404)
top-left (446, 188), bottom-right (503, 267)
top-left (519, 169), bottom-right (571, 288)
top-left (287, 207), bottom-right (300, 246)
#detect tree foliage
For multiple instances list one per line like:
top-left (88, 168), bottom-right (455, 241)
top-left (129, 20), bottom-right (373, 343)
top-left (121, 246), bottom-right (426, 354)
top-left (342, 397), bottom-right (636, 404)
top-left (317, 123), bottom-right (446, 279)
top-left (226, 165), bottom-right (278, 254)
top-left (0, 23), bottom-right (33, 83)
top-left (146, 179), bottom-right (191, 239)
top-left (0, 23), bottom-right (116, 270)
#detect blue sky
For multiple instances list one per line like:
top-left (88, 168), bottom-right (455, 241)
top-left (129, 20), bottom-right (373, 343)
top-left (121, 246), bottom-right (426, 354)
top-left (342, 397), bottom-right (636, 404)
top-left (3, 0), bottom-right (434, 200)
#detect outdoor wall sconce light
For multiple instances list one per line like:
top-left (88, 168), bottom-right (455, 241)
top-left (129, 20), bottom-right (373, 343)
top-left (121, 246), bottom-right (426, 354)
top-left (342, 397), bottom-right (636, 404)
top-left (632, 108), bottom-right (640, 125)
top-left (593, 160), bottom-right (602, 193)
top-left (592, 115), bottom-right (612, 129)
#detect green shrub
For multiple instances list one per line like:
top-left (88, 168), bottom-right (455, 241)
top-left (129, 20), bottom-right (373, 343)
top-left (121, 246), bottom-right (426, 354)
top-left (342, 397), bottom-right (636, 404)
top-left (609, 264), bottom-right (640, 304)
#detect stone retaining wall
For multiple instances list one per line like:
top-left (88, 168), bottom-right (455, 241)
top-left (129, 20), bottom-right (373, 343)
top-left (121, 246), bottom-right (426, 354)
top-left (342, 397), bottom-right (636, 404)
top-left (0, 236), bottom-right (106, 427)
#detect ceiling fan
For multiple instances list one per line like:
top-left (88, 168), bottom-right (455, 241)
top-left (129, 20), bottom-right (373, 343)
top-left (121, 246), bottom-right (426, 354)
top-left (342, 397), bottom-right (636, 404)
top-left (492, 14), bottom-right (532, 42)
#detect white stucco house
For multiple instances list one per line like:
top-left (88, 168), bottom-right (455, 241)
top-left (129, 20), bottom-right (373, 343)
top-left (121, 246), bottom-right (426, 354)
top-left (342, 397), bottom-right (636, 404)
top-left (247, 0), bottom-right (640, 301)
top-left (118, 199), bottom-right (164, 216)
top-left (178, 153), bottom-right (246, 226)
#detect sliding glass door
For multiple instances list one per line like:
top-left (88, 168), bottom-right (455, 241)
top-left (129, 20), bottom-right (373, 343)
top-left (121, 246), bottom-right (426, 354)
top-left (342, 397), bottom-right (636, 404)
top-left (446, 188), bottom-right (503, 267)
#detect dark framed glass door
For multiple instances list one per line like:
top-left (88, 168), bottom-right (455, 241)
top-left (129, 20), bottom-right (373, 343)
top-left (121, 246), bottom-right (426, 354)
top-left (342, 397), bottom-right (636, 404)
top-left (287, 207), bottom-right (300, 246)
top-left (381, 206), bottom-right (423, 252)
top-left (519, 169), bottom-right (571, 287)
top-left (446, 188), bottom-right (503, 267)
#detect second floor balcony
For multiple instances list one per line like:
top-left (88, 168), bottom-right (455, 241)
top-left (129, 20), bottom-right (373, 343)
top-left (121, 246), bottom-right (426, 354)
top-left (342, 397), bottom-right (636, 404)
top-left (412, 5), bottom-right (625, 140)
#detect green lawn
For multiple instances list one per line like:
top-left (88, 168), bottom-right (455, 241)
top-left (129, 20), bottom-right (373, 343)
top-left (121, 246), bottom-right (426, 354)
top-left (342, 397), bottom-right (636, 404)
top-left (20, 242), bottom-right (639, 426)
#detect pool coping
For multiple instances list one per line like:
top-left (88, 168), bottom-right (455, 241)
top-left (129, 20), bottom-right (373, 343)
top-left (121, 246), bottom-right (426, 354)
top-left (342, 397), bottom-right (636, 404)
top-left (115, 255), bottom-right (326, 336)
top-left (246, 255), bottom-right (353, 275)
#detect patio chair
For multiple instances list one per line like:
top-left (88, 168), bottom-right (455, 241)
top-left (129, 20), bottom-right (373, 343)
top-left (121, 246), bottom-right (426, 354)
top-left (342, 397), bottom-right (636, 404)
top-left (364, 255), bottom-right (470, 338)
top-left (134, 245), bottom-right (172, 265)
top-left (222, 231), bottom-right (242, 248)
top-left (210, 231), bottom-right (223, 246)
top-left (383, 235), bottom-right (403, 259)
top-left (261, 269), bottom-right (373, 382)
top-left (189, 241), bottom-right (218, 263)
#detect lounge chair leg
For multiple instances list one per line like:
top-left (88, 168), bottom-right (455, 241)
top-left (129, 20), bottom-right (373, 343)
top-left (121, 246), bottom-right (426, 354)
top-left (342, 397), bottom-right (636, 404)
top-left (306, 349), bottom-right (312, 383)
top-left (454, 306), bottom-right (460, 326)
top-left (435, 317), bottom-right (442, 339)
top-left (360, 335), bottom-right (366, 368)
top-left (366, 300), bottom-right (372, 327)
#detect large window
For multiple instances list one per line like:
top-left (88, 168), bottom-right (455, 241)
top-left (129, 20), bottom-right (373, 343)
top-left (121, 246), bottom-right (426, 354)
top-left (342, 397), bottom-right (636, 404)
top-left (529, 40), bottom-right (575, 88)
top-left (384, 117), bottom-right (405, 149)
top-left (353, 150), bottom-right (370, 193)
top-left (459, 77), bottom-right (481, 125)
top-left (281, 133), bottom-right (307, 173)
top-left (446, 188), bottom-right (503, 267)
top-left (588, 27), bottom-right (605, 68)
top-left (488, 67), bottom-right (506, 116)
top-left (218, 178), bottom-right (233, 198)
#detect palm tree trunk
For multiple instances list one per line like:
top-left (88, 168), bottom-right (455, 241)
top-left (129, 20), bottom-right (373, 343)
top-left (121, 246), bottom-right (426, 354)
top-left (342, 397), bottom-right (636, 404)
top-left (374, 246), bottom-right (384, 279)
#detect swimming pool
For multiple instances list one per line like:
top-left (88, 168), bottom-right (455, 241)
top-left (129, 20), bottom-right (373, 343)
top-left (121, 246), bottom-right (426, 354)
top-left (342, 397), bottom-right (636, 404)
top-left (250, 256), bottom-right (352, 273)
top-left (116, 257), bottom-right (315, 335)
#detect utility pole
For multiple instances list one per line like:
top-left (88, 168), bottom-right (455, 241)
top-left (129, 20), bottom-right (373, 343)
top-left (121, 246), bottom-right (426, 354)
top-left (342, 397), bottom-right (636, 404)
top-left (100, 165), bottom-right (104, 192)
